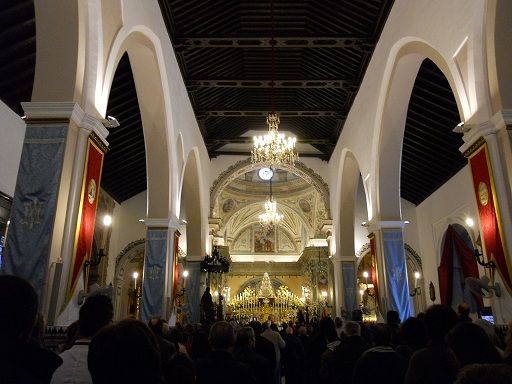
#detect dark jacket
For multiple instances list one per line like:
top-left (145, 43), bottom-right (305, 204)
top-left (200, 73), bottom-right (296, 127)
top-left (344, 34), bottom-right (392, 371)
top-left (195, 349), bottom-right (256, 384)
top-left (0, 339), bottom-right (63, 384)
top-left (254, 333), bottom-right (277, 369)
top-left (404, 340), bottom-right (458, 384)
top-left (353, 346), bottom-right (408, 384)
top-left (332, 335), bottom-right (370, 382)
top-left (234, 346), bottom-right (273, 384)
top-left (282, 333), bottom-right (307, 384)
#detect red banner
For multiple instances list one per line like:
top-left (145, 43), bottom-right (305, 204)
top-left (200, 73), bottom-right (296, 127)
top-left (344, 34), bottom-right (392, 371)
top-left (171, 230), bottom-right (181, 311)
top-left (65, 138), bottom-right (104, 305)
top-left (468, 142), bottom-right (512, 295)
top-left (369, 234), bottom-right (382, 310)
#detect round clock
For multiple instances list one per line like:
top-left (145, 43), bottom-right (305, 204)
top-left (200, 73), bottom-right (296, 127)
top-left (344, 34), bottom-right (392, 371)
top-left (258, 167), bottom-right (274, 180)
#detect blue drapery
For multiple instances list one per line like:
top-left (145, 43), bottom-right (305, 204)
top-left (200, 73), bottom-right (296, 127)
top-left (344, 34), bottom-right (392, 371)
top-left (342, 262), bottom-right (357, 311)
top-left (141, 228), bottom-right (168, 324)
top-left (184, 261), bottom-right (201, 323)
top-left (2, 124), bottom-right (67, 301)
top-left (383, 231), bottom-right (411, 321)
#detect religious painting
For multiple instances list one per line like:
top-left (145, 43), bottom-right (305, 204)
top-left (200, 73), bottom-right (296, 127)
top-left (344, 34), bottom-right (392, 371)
top-left (299, 198), bottom-right (311, 213)
top-left (254, 225), bottom-right (275, 252)
top-left (222, 198), bottom-right (234, 213)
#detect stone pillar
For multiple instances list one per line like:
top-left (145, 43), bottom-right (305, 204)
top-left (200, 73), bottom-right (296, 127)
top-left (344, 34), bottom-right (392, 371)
top-left (2, 102), bottom-right (108, 322)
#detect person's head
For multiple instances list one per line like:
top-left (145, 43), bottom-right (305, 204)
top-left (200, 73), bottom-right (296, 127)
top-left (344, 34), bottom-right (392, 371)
top-left (286, 326), bottom-right (294, 335)
top-left (473, 319), bottom-right (495, 342)
top-left (335, 316), bottom-right (343, 328)
top-left (457, 303), bottom-right (470, 317)
top-left (372, 323), bottom-right (392, 346)
top-left (325, 327), bottom-right (339, 343)
top-left (352, 309), bottom-right (363, 322)
top-left (400, 316), bottom-right (427, 348)
top-left (318, 316), bottom-right (335, 333)
top-left (236, 327), bottom-right (256, 349)
top-left (270, 323), bottom-right (279, 332)
top-left (148, 317), bottom-right (165, 336)
top-left (261, 321), bottom-right (270, 331)
top-left (344, 321), bottom-right (361, 337)
top-left (209, 321), bottom-right (235, 351)
top-left (425, 304), bottom-right (458, 340)
top-left (169, 327), bottom-right (183, 343)
top-left (88, 319), bottom-right (160, 384)
top-left (455, 363), bottom-right (512, 384)
top-left (163, 353), bottom-right (195, 384)
top-left (0, 275), bottom-right (38, 341)
top-left (79, 294), bottom-right (113, 338)
top-left (446, 322), bottom-right (503, 368)
top-left (249, 320), bottom-right (262, 334)
top-left (386, 310), bottom-right (400, 326)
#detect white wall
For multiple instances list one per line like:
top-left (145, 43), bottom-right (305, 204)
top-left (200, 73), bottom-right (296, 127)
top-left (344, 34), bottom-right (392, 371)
top-left (106, 191), bottom-right (148, 285)
top-left (0, 100), bottom-right (25, 197)
top-left (416, 165), bottom-right (478, 285)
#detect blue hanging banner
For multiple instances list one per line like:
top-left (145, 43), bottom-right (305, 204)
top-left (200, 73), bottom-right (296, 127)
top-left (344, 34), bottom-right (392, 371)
top-left (2, 124), bottom-right (67, 301)
top-left (140, 228), bottom-right (168, 324)
top-left (342, 262), bottom-right (357, 311)
top-left (383, 230), bottom-right (411, 321)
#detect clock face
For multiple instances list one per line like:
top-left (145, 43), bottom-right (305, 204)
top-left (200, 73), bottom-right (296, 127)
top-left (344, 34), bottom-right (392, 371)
top-left (258, 167), bottom-right (274, 180)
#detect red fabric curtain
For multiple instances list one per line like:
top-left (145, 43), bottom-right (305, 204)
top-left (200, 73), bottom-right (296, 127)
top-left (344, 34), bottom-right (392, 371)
top-left (437, 225), bottom-right (483, 307)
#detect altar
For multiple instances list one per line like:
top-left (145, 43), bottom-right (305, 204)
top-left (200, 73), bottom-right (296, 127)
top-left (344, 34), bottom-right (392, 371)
top-left (228, 272), bottom-right (303, 324)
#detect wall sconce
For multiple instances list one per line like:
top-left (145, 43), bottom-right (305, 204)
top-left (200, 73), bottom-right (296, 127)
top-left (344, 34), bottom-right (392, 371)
top-left (85, 248), bottom-right (107, 268)
top-left (473, 248), bottom-right (495, 269)
top-left (410, 271), bottom-right (421, 296)
top-left (85, 215), bottom-right (111, 268)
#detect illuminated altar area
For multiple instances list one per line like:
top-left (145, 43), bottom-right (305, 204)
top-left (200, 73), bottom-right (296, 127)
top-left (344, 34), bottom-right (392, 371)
top-left (227, 272), bottom-right (304, 323)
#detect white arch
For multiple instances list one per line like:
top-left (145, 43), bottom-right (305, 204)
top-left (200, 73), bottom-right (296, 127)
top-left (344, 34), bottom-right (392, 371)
top-left (372, 39), bottom-right (470, 221)
top-left (179, 147), bottom-right (207, 258)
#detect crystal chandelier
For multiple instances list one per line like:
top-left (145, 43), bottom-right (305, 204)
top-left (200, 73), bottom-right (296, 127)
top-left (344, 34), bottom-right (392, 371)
top-left (251, 0), bottom-right (298, 169)
top-left (259, 196), bottom-right (283, 228)
top-left (259, 168), bottom-right (283, 229)
top-left (252, 113), bottom-right (298, 168)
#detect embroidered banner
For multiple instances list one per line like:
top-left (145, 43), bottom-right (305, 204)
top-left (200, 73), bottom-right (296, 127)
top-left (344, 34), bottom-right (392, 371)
top-left (140, 228), bottom-right (168, 324)
top-left (369, 234), bottom-right (381, 311)
top-left (171, 230), bottom-right (181, 312)
top-left (383, 230), bottom-right (411, 321)
top-left (468, 142), bottom-right (512, 294)
top-left (3, 124), bottom-right (67, 301)
top-left (342, 262), bottom-right (357, 311)
top-left (65, 138), bottom-right (104, 305)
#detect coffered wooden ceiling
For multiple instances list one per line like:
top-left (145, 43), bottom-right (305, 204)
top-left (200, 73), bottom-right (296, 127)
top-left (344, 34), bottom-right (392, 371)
top-left (0, 0), bottom-right (466, 206)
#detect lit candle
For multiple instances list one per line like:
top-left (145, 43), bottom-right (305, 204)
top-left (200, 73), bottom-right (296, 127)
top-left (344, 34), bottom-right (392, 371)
top-left (133, 271), bottom-right (138, 290)
top-left (183, 270), bottom-right (188, 289)
top-left (414, 271), bottom-right (420, 288)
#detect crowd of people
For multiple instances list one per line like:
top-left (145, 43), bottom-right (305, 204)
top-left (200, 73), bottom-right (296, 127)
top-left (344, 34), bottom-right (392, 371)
top-left (2, 274), bottom-right (512, 384)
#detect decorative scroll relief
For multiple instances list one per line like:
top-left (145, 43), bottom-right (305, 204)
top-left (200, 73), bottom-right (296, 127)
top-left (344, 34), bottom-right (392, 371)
top-left (277, 229), bottom-right (297, 252)
top-left (232, 227), bottom-right (252, 252)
